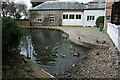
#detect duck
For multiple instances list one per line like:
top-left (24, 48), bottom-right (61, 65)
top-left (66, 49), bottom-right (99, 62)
top-left (61, 54), bottom-right (65, 58)
top-left (56, 42), bottom-right (59, 45)
top-left (52, 54), bottom-right (58, 57)
top-left (96, 39), bottom-right (100, 43)
top-left (72, 64), bottom-right (75, 67)
top-left (70, 45), bottom-right (73, 48)
top-left (78, 37), bottom-right (80, 40)
top-left (33, 53), bottom-right (37, 56)
top-left (73, 52), bottom-right (80, 57)
top-left (45, 46), bottom-right (48, 50)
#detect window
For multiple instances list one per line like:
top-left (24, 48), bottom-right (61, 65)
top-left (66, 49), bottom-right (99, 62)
top-left (63, 14), bottom-right (68, 19)
top-left (49, 16), bottom-right (55, 22)
top-left (69, 14), bottom-right (74, 19)
top-left (87, 16), bottom-right (95, 21)
top-left (106, 16), bottom-right (111, 20)
top-left (49, 14), bottom-right (55, 22)
top-left (111, 2), bottom-right (120, 25)
top-left (92, 16), bottom-right (95, 20)
top-left (37, 19), bottom-right (42, 22)
top-left (87, 16), bottom-right (89, 20)
top-left (76, 15), bottom-right (81, 19)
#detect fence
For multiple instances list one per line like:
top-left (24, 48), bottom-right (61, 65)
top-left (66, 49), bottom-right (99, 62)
top-left (107, 23), bottom-right (120, 52)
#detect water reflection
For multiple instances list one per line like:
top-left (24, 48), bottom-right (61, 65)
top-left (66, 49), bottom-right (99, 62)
top-left (20, 28), bottom-right (89, 76)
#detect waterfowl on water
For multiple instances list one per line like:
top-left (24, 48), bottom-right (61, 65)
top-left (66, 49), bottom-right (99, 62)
top-left (52, 54), bottom-right (58, 57)
top-left (20, 41), bottom-right (25, 46)
top-left (61, 54), bottom-right (65, 58)
top-left (45, 46), bottom-right (48, 50)
top-left (56, 42), bottom-right (59, 45)
top-left (72, 64), bottom-right (75, 67)
top-left (33, 53), bottom-right (37, 56)
top-left (73, 52), bottom-right (80, 57)
top-left (70, 45), bottom-right (73, 48)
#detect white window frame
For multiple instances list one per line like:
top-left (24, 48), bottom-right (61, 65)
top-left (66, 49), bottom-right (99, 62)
top-left (37, 18), bottom-right (42, 22)
top-left (63, 14), bottom-right (68, 19)
top-left (69, 14), bottom-right (75, 19)
top-left (76, 14), bottom-right (81, 19)
top-left (87, 16), bottom-right (95, 21)
top-left (49, 15), bottom-right (55, 22)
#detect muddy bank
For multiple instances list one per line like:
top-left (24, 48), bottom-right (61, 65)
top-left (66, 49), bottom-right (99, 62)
top-left (2, 53), bottom-right (54, 78)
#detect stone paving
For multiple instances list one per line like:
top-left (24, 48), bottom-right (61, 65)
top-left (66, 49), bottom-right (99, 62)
top-left (53, 27), bottom-right (113, 45)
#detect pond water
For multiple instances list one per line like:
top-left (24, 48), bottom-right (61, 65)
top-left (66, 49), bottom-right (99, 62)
top-left (20, 28), bottom-right (90, 77)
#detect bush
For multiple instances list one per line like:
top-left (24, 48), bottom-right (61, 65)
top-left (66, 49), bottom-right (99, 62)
top-left (96, 16), bottom-right (104, 27)
top-left (2, 17), bottom-right (23, 58)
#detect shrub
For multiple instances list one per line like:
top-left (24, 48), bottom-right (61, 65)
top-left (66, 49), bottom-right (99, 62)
top-left (96, 16), bottom-right (104, 27)
top-left (2, 17), bottom-right (23, 58)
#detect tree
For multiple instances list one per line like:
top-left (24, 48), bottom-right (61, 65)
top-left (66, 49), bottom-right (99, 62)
top-left (16, 3), bottom-right (28, 19)
top-left (96, 16), bottom-right (104, 27)
top-left (2, 1), bottom-right (28, 19)
top-left (2, 17), bottom-right (23, 58)
top-left (29, 11), bottom-right (40, 21)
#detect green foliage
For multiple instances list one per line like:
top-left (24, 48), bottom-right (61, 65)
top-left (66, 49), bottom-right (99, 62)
top-left (96, 16), bottom-right (104, 27)
top-left (2, 17), bottom-right (23, 57)
top-left (29, 12), bottom-right (40, 20)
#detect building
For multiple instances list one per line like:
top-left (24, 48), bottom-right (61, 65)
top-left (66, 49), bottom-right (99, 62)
top-left (30, 1), bottom-right (105, 26)
top-left (105, 0), bottom-right (120, 24)
top-left (85, 0), bottom-right (105, 8)
top-left (107, 1), bottom-right (120, 52)
top-left (84, 8), bottom-right (105, 26)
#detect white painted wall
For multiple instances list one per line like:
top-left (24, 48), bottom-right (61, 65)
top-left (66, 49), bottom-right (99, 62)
top-left (84, 9), bottom-right (105, 27)
top-left (107, 23), bottom-right (120, 52)
top-left (62, 11), bottom-right (84, 26)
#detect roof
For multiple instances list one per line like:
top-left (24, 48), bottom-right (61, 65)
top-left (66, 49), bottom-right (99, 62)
top-left (30, 1), bottom-right (86, 11)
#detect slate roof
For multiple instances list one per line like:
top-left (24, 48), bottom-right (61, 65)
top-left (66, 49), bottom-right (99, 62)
top-left (30, 1), bottom-right (86, 11)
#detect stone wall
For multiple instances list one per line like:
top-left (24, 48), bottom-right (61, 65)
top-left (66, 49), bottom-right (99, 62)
top-left (31, 11), bottom-right (63, 26)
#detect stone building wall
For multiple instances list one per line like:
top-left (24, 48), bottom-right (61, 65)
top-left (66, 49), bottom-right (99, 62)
top-left (31, 11), bottom-right (63, 26)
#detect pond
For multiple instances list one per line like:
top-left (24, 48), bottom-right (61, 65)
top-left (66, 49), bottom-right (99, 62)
top-left (20, 28), bottom-right (90, 77)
